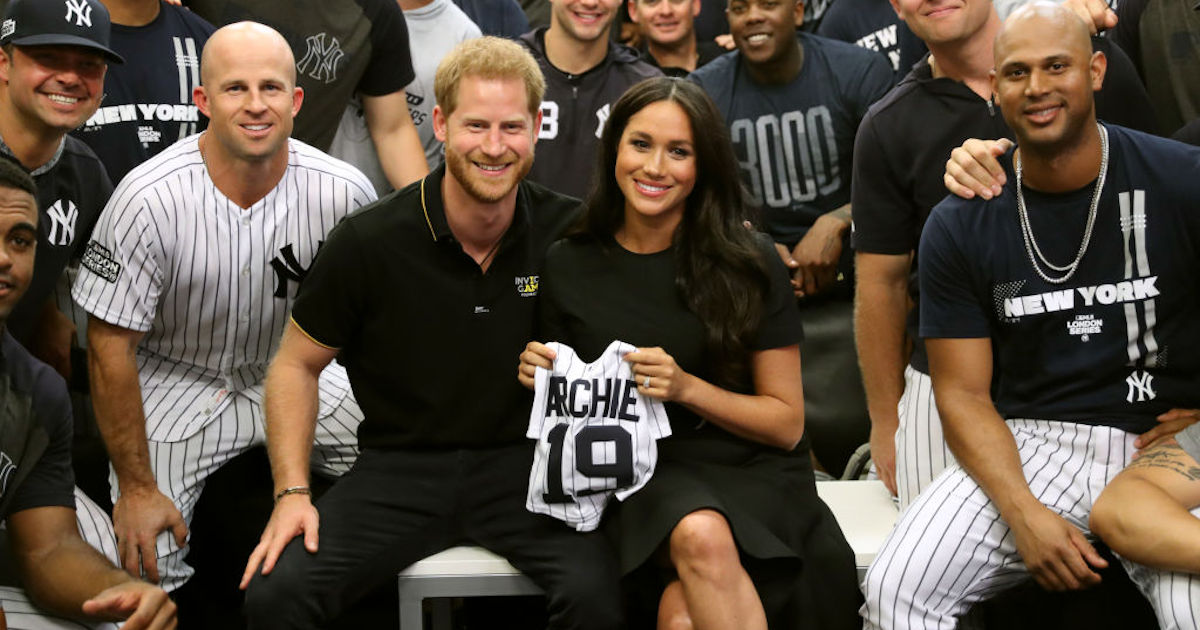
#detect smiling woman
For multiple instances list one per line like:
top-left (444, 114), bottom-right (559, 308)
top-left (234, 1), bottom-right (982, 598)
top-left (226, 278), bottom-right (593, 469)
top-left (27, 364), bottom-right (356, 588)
top-left (519, 77), bottom-right (863, 629)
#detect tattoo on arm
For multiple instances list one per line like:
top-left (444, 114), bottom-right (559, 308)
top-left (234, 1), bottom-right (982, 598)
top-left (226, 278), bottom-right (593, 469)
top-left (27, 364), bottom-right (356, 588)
top-left (1128, 442), bottom-right (1200, 481)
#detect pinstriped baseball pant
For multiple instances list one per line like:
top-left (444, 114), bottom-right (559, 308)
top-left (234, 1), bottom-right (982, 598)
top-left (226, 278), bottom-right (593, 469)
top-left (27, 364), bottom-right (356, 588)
top-left (109, 366), bottom-right (362, 593)
top-left (895, 366), bottom-right (956, 509)
top-left (863, 419), bottom-right (1200, 630)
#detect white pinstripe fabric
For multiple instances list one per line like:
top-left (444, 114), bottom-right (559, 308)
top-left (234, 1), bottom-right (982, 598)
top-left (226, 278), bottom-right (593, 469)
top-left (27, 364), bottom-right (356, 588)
top-left (0, 587), bottom-right (116, 630)
top-left (72, 135), bottom-right (376, 443)
top-left (895, 365), bottom-right (957, 510)
top-left (527, 341), bottom-right (671, 532)
top-left (73, 487), bottom-right (118, 566)
top-left (107, 365), bottom-right (361, 592)
top-left (72, 134), bottom-right (375, 592)
top-left (862, 419), bottom-right (1200, 630)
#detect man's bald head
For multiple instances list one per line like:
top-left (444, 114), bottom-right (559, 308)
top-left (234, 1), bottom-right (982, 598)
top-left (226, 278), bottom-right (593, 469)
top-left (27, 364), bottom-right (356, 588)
top-left (990, 0), bottom-right (1105, 159)
top-left (200, 21), bottom-right (296, 88)
top-left (995, 2), bottom-right (1092, 67)
top-left (192, 20), bottom-right (303, 169)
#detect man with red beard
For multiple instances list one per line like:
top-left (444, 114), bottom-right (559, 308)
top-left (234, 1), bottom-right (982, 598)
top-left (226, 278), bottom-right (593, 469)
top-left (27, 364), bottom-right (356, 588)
top-left (240, 36), bottom-right (624, 630)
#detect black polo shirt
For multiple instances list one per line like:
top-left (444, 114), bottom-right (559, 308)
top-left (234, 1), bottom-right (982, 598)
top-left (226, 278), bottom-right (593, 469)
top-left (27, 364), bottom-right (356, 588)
top-left (291, 165), bottom-right (580, 449)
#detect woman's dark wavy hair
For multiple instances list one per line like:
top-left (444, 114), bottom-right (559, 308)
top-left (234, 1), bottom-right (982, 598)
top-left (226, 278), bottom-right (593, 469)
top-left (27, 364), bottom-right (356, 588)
top-left (575, 77), bottom-right (770, 387)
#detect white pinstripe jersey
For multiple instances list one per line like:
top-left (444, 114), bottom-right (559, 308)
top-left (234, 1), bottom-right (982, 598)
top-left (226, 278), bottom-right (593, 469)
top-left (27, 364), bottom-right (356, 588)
top-left (72, 135), bottom-right (377, 442)
top-left (526, 341), bottom-right (671, 532)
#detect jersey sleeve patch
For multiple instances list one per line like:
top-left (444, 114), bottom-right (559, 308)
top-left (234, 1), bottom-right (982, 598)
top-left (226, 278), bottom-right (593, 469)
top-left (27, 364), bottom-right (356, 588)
top-left (80, 241), bottom-right (122, 283)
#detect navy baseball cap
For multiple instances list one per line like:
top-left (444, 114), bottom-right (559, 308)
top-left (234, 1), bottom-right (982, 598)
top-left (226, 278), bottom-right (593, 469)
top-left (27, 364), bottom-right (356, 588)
top-left (0, 0), bottom-right (124, 64)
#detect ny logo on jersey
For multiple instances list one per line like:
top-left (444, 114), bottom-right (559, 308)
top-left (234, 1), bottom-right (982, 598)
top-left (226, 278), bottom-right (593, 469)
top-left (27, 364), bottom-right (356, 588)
top-left (296, 33), bottom-right (344, 84)
top-left (594, 104), bottom-right (610, 139)
top-left (270, 243), bottom-right (318, 298)
top-left (46, 199), bottom-right (78, 246)
top-left (65, 0), bottom-right (92, 27)
top-left (1125, 370), bottom-right (1156, 403)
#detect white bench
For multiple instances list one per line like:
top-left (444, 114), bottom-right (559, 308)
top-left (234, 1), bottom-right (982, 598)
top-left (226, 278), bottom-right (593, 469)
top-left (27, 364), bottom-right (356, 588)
top-left (398, 546), bottom-right (541, 630)
top-left (816, 479), bottom-right (900, 578)
top-left (397, 480), bottom-right (898, 629)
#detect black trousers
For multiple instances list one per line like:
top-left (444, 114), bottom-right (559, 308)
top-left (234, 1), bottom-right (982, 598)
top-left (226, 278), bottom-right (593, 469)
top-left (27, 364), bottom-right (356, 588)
top-left (245, 443), bottom-right (625, 630)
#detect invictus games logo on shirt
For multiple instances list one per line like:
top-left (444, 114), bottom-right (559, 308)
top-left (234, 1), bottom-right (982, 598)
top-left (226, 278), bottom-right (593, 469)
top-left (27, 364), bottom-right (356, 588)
top-left (65, 0), bottom-right (92, 27)
top-left (297, 33), bottom-right (344, 83)
top-left (516, 275), bottom-right (539, 297)
top-left (82, 241), bottom-right (121, 283)
top-left (46, 199), bottom-right (78, 246)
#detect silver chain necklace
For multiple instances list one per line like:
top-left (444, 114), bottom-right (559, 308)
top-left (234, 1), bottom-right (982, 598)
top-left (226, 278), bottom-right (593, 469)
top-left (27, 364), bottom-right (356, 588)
top-left (1015, 123), bottom-right (1109, 285)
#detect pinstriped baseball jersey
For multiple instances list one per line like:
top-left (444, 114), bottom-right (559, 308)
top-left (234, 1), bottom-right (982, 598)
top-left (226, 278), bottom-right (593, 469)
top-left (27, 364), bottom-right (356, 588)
top-left (527, 341), bottom-right (670, 532)
top-left (71, 134), bottom-right (376, 442)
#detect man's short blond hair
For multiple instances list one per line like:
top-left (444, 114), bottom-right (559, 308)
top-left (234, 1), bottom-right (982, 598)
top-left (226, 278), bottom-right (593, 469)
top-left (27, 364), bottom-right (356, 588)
top-left (434, 37), bottom-right (545, 119)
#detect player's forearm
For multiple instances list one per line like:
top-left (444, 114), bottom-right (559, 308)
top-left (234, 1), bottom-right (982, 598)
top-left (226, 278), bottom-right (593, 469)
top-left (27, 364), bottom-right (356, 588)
top-left (18, 530), bottom-right (136, 618)
top-left (86, 326), bottom-right (155, 492)
top-left (1090, 476), bottom-right (1200, 573)
top-left (263, 350), bottom-right (321, 491)
top-left (854, 268), bottom-right (909, 429)
top-left (936, 386), bottom-right (1040, 519)
top-left (822, 202), bottom-right (852, 225)
top-left (366, 102), bottom-right (429, 189)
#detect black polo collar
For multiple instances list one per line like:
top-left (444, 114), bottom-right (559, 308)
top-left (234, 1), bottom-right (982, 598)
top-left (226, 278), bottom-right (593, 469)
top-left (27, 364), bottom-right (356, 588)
top-left (417, 163), bottom-right (531, 249)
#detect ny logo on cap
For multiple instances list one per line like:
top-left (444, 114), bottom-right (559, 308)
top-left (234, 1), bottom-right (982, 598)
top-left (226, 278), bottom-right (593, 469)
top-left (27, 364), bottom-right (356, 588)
top-left (65, 0), bottom-right (92, 28)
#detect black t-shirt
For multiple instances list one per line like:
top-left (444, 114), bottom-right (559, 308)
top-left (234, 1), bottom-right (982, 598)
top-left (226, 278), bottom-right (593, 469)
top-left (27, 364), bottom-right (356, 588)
top-left (638, 41), bottom-right (725, 78)
top-left (0, 330), bottom-right (75, 520)
top-left (72, 3), bottom-right (216, 186)
top-left (816, 0), bottom-right (926, 85)
top-left (690, 34), bottom-right (892, 246)
top-left (1112, 0), bottom-right (1200, 134)
top-left (694, 0), bottom-right (729, 44)
top-left (1174, 118), bottom-right (1200, 146)
top-left (851, 37), bottom-right (1161, 373)
top-left (290, 166), bottom-right (579, 449)
top-left (537, 233), bottom-right (803, 454)
top-left (4, 137), bottom-right (112, 344)
top-left (451, 0), bottom-right (528, 38)
top-left (185, 0), bottom-right (415, 151)
top-left (919, 125), bottom-right (1200, 433)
